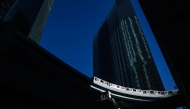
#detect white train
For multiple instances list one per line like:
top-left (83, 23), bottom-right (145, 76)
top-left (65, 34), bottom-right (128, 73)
top-left (93, 76), bottom-right (179, 98)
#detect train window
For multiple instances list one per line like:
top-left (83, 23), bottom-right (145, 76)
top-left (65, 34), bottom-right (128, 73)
top-left (173, 91), bottom-right (178, 94)
top-left (121, 87), bottom-right (125, 89)
top-left (168, 91), bottom-right (173, 94)
top-left (106, 82), bottom-right (109, 86)
top-left (133, 89), bottom-right (136, 91)
top-left (95, 77), bottom-right (98, 81)
top-left (161, 91), bottom-right (165, 95)
top-left (150, 91), bottom-right (154, 94)
top-left (100, 80), bottom-right (104, 83)
top-left (164, 91), bottom-right (168, 95)
top-left (111, 84), bottom-right (115, 87)
top-left (143, 91), bottom-right (146, 94)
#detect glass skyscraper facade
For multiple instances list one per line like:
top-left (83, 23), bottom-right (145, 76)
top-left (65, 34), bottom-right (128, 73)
top-left (93, 0), bottom-right (164, 90)
top-left (0, 0), bottom-right (54, 43)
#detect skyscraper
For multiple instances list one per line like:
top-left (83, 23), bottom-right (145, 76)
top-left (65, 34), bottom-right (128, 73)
top-left (0, 0), bottom-right (54, 43)
top-left (93, 0), bottom-right (164, 90)
top-left (138, 0), bottom-right (190, 107)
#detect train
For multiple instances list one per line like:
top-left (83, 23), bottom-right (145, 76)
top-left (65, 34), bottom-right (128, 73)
top-left (93, 76), bottom-right (179, 98)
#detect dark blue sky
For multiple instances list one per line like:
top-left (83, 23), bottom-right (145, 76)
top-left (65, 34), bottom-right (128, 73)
top-left (40, 0), bottom-right (176, 90)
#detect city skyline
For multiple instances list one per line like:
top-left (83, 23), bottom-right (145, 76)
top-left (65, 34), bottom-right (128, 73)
top-left (40, 0), bottom-right (176, 90)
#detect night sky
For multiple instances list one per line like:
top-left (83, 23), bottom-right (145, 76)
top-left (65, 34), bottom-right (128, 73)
top-left (40, 0), bottom-right (176, 90)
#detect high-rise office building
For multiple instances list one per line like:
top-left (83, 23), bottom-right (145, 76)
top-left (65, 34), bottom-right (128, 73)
top-left (93, 0), bottom-right (164, 90)
top-left (0, 0), bottom-right (54, 43)
top-left (138, 0), bottom-right (190, 107)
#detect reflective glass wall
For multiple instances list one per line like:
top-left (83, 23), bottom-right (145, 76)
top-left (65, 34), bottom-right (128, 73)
top-left (0, 0), bottom-right (54, 43)
top-left (93, 0), bottom-right (164, 90)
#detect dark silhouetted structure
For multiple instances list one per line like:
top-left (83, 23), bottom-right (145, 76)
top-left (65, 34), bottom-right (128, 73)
top-left (138, 0), bottom-right (190, 108)
top-left (0, 21), bottom-right (108, 109)
top-left (93, 0), bottom-right (164, 91)
top-left (0, 0), bottom-right (110, 108)
top-left (0, 0), bottom-right (54, 43)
